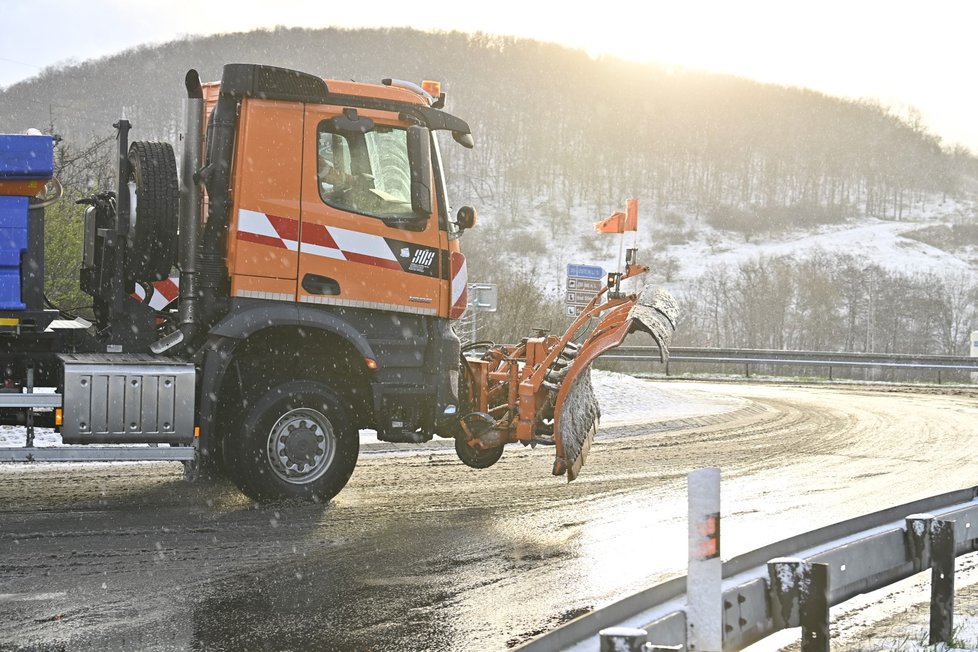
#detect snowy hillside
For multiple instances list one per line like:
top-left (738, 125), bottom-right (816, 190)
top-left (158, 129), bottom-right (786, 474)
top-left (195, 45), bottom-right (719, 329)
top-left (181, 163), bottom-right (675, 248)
top-left (465, 194), bottom-right (978, 296)
top-left (661, 198), bottom-right (978, 283)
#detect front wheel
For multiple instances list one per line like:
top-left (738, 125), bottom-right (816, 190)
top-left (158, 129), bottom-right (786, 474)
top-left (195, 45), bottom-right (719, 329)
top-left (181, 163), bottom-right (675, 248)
top-left (225, 380), bottom-right (359, 502)
top-left (454, 412), bottom-right (504, 469)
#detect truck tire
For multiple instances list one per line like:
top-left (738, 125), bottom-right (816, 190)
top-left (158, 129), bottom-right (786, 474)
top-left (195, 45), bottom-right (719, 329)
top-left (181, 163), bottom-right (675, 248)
top-left (225, 380), bottom-right (359, 502)
top-left (127, 141), bottom-right (178, 281)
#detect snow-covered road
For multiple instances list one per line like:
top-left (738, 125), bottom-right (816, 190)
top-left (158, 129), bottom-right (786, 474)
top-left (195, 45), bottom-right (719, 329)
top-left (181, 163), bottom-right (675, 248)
top-left (2, 378), bottom-right (978, 651)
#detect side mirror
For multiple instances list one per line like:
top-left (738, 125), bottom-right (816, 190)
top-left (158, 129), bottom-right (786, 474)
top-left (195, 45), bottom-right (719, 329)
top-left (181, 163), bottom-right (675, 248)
top-left (457, 206), bottom-right (477, 231)
top-left (407, 125), bottom-right (432, 216)
top-left (452, 131), bottom-right (475, 149)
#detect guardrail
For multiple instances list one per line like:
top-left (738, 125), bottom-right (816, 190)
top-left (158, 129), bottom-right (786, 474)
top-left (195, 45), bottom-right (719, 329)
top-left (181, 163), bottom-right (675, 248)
top-left (515, 482), bottom-right (978, 651)
top-left (602, 347), bottom-right (978, 382)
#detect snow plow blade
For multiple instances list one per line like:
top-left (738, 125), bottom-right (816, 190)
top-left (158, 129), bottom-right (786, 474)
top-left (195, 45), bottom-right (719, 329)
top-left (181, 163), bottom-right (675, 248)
top-left (552, 286), bottom-right (678, 480)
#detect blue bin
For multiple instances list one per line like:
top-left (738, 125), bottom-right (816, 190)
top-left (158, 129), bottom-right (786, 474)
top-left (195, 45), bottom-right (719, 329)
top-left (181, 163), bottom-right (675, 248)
top-left (0, 134), bottom-right (54, 179)
top-left (0, 195), bottom-right (28, 310)
top-left (0, 271), bottom-right (24, 310)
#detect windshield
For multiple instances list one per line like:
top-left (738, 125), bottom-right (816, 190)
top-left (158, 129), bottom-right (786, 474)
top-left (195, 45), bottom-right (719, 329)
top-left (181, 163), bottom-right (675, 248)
top-left (317, 122), bottom-right (414, 221)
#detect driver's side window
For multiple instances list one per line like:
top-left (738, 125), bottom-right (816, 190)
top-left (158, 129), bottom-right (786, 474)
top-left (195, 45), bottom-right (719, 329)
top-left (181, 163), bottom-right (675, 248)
top-left (316, 119), bottom-right (416, 221)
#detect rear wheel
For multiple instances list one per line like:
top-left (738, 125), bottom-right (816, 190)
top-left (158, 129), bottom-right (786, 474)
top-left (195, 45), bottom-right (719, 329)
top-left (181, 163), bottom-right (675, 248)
top-left (225, 380), bottom-right (359, 502)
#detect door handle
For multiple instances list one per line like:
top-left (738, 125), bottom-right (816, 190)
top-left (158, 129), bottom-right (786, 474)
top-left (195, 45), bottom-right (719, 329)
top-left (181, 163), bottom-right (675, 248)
top-left (301, 274), bottom-right (341, 296)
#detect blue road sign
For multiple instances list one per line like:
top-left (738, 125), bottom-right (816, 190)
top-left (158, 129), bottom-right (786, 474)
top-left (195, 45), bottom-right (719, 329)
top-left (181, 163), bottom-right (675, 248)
top-left (566, 263), bottom-right (605, 280)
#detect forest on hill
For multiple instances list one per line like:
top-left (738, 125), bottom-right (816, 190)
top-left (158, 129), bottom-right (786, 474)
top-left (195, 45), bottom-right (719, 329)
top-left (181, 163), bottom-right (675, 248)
top-left (3, 26), bottom-right (974, 224)
top-left (5, 27), bottom-right (978, 359)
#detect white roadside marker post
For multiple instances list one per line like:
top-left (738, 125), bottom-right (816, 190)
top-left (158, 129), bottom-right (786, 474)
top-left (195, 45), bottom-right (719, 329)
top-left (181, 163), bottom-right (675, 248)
top-left (687, 467), bottom-right (722, 651)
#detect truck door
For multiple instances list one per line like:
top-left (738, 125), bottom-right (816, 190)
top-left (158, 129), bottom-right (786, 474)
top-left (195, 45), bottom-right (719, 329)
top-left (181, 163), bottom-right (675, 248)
top-left (226, 99), bottom-right (304, 300)
top-left (298, 105), bottom-right (446, 317)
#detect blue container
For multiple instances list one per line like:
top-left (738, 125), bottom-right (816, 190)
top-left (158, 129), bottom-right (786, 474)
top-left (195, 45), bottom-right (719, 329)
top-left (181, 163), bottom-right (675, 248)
top-left (0, 134), bottom-right (54, 179)
top-left (0, 271), bottom-right (24, 309)
top-left (0, 196), bottom-right (28, 224)
top-left (0, 195), bottom-right (28, 309)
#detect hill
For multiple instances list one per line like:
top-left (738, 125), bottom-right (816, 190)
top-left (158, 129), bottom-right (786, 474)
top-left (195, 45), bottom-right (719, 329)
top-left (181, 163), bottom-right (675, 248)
top-left (4, 26), bottom-right (978, 355)
top-left (3, 26), bottom-right (973, 217)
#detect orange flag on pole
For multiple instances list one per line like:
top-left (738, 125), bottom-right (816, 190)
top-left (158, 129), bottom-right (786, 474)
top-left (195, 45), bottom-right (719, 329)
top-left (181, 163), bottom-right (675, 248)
top-left (624, 197), bottom-right (638, 232)
top-left (594, 211), bottom-right (625, 234)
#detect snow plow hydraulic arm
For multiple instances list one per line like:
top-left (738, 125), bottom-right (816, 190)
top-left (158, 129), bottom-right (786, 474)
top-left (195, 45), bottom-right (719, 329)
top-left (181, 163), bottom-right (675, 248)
top-left (457, 279), bottom-right (678, 481)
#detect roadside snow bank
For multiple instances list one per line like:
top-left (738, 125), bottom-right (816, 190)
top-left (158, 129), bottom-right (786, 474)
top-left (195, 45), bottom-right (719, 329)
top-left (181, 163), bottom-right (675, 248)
top-left (592, 369), bottom-right (748, 426)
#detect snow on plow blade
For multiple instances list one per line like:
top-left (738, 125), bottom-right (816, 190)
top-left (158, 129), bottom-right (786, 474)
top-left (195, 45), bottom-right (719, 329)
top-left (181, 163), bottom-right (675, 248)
top-left (552, 286), bottom-right (678, 480)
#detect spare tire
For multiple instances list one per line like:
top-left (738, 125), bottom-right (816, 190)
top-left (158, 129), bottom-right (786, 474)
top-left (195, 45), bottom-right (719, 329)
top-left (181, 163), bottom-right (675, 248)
top-left (127, 141), bottom-right (178, 281)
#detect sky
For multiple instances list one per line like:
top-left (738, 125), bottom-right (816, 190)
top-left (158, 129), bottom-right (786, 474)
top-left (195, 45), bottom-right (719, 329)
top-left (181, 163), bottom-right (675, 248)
top-left (2, 0), bottom-right (977, 152)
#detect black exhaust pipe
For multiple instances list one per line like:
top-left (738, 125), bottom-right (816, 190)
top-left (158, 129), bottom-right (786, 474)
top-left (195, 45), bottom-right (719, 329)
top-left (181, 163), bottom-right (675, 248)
top-left (177, 70), bottom-right (204, 330)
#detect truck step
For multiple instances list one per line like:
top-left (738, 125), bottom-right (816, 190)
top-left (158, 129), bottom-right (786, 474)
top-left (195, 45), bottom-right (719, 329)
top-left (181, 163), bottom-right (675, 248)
top-left (0, 393), bottom-right (61, 408)
top-left (0, 446), bottom-right (195, 463)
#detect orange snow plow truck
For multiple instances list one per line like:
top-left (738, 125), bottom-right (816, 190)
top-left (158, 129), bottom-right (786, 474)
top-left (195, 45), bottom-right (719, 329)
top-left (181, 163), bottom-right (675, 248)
top-left (0, 64), bottom-right (676, 502)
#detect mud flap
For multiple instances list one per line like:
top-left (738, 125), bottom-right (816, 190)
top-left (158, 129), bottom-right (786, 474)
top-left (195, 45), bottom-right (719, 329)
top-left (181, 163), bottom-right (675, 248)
top-left (552, 286), bottom-right (677, 481)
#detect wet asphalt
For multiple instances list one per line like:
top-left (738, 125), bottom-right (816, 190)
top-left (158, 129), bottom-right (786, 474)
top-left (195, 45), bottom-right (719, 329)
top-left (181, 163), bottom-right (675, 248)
top-left (3, 381), bottom-right (978, 651)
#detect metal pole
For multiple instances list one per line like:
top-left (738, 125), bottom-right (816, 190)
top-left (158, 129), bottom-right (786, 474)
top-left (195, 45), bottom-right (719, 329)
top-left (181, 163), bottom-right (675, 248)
top-left (930, 519), bottom-right (955, 645)
top-left (800, 563), bottom-right (830, 652)
top-left (178, 89), bottom-right (204, 329)
top-left (24, 366), bottom-right (34, 447)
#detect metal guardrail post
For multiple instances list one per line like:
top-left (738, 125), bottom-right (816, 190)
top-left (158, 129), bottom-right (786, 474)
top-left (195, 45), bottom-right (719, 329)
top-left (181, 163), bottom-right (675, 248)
top-left (930, 519), bottom-right (956, 645)
top-left (802, 563), bottom-right (830, 652)
top-left (907, 514), bottom-right (956, 644)
top-left (599, 627), bottom-right (647, 651)
top-left (767, 558), bottom-right (830, 652)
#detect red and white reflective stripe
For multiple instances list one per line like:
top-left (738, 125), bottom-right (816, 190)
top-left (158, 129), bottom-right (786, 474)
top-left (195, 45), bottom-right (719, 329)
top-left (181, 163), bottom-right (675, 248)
top-left (303, 222), bottom-right (400, 270)
top-left (297, 222), bottom-right (345, 262)
top-left (236, 209), bottom-right (399, 270)
top-left (131, 277), bottom-right (180, 311)
top-left (450, 252), bottom-right (467, 319)
top-left (237, 209), bottom-right (299, 251)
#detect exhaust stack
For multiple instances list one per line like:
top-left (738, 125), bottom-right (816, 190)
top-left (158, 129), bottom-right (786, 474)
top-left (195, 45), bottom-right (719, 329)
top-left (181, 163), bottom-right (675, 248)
top-left (178, 69), bottom-right (204, 329)
top-left (151, 70), bottom-right (204, 355)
